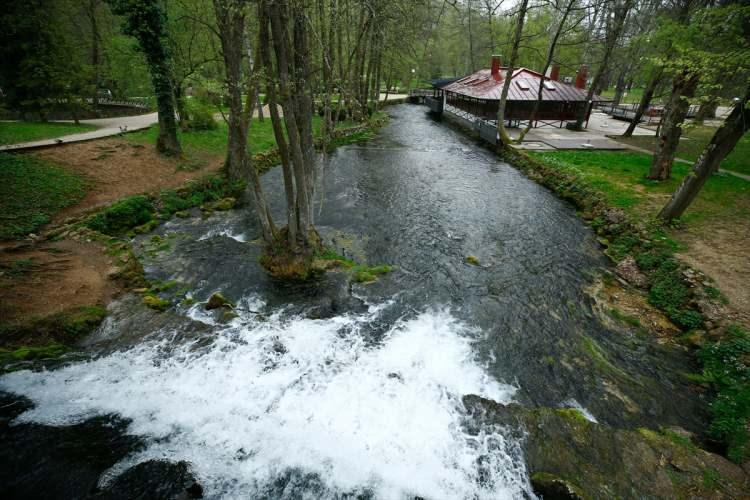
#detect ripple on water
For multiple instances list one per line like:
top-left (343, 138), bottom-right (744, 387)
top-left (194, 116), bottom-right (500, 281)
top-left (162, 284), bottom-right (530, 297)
top-left (0, 304), bottom-right (533, 499)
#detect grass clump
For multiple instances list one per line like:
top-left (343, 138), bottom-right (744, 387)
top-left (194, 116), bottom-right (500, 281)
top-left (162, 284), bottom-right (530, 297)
top-left (697, 325), bottom-right (750, 463)
top-left (0, 343), bottom-right (69, 363)
top-left (0, 153), bottom-right (88, 239)
top-left (353, 264), bottom-right (393, 283)
top-left (143, 295), bottom-right (170, 311)
top-left (86, 195), bottom-right (154, 235)
top-left (157, 176), bottom-right (245, 217)
top-left (648, 257), bottom-right (703, 330)
top-left (465, 255), bottom-right (480, 266)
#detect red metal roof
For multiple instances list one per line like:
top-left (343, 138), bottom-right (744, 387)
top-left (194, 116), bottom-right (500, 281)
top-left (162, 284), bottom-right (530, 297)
top-left (442, 68), bottom-right (604, 102)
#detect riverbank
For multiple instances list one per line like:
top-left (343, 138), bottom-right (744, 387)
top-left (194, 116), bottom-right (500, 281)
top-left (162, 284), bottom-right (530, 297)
top-left (501, 145), bottom-right (750, 467)
top-left (0, 113), bottom-right (388, 358)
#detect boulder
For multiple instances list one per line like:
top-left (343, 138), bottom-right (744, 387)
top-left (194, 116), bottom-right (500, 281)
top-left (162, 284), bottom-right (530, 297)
top-left (614, 256), bottom-right (648, 289)
top-left (205, 292), bottom-right (234, 310)
top-left (463, 395), bottom-right (750, 499)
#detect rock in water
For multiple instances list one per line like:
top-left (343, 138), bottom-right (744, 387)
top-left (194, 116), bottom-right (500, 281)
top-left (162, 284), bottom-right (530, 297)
top-left (205, 292), bottom-right (234, 310)
top-left (462, 395), bottom-right (750, 499)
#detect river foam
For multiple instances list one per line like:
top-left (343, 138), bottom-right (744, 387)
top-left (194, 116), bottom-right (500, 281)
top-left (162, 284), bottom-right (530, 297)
top-left (0, 303), bottom-right (532, 499)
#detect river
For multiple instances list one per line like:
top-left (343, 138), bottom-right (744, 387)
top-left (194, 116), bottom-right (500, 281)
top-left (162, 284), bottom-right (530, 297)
top-left (0, 105), bottom-right (703, 499)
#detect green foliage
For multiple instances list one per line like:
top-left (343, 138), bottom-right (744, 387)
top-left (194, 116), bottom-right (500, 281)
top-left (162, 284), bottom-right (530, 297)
top-left (0, 153), bottom-right (87, 239)
top-left (183, 100), bottom-right (217, 131)
top-left (0, 344), bottom-right (69, 363)
top-left (607, 233), bottom-right (640, 262)
top-left (0, 122), bottom-right (97, 146)
top-left (698, 325), bottom-right (750, 463)
top-left (158, 176), bottom-right (245, 216)
top-left (647, 257), bottom-right (703, 329)
top-left (86, 195), bottom-right (154, 235)
top-left (0, 0), bottom-right (92, 116)
top-left (143, 294), bottom-right (170, 311)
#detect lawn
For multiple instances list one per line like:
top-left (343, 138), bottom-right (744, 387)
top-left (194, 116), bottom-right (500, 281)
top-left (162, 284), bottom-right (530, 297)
top-left (615, 125), bottom-right (750, 176)
top-left (528, 150), bottom-right (750, 228)
top-left (0, 121), bottom-right (98, 146)
top-left (599, 87), bottom-right (646, 104)
top-left (0, 153), bottom-right (88, 239)
top-left (127, 115), bottom-right (354, 157)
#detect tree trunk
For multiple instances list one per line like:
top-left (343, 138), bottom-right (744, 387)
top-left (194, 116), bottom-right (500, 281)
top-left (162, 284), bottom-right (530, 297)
top-left (659, 87), bottom-right (749, 221)
top-left (517, 0), bottom-right (575, 143)
top-left (612, 68), bottom-right (627, 106)
top-left (622, 67), bottom-right (662, 137)
top-left (88, 0), bottom-right (100, 110)
top-left (266, 0), bottom-right (314, 246)
top-left (694, 97), bottom-right (719, 123)
top-left (112, 0), bottom-right (182, 156)
top-left (496, 0), bottom-right (529, 146)
top-left (572, 0), bottom-right (635, 130)
top-left (213, 0), bottom-right (275, 243)
top-left (647, 69), bottom-right (699, 180)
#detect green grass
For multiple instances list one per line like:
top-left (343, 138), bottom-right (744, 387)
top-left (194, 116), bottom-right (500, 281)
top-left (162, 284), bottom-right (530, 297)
top-left (0, 153), bottom-right (88, 239)
top-left (527, 150), bottom-right (750, 226)
top-left (696, 325), bottom-right (750, 463)
top-left (127, 115), bottom-right (356, 158)
top-left (616, 126), bottom-right (750, 176)
top-left (600, 87), bottom-right (646, 104)
top-left (0, 121), bottom-right (97, 145)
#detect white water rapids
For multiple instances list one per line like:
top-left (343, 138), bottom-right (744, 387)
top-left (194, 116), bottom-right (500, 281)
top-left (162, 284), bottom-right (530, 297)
top-left (0, 299), bottom-right (534, 498)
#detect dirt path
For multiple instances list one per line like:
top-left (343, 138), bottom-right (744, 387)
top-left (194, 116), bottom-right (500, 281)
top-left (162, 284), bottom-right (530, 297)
top-left (0, 239), bottom-right (119, 326)
top-left (676, 222), bottom-right (750, 328)
top-left (1, 138), bottom-right (223, 340)
top-left (33, 138), bottom-right (222, 223)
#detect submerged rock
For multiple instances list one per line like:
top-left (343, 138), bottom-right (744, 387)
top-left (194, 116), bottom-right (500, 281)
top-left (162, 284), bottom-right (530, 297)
top-left (205, 292), bottom-right (234, 311)
top-left (463, 395), bottom-right (750, 499)
top-left (93, 460), bottom-right (203, 499)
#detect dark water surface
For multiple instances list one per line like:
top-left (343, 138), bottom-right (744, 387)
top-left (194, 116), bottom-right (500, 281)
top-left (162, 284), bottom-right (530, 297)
top-left (0, 105), bottom-right (703, 499)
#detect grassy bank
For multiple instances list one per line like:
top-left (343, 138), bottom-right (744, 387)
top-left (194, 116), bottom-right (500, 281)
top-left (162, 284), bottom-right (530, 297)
top-left (615, 125), bottom-right (750, 175)
top-left (0, 121), bottom-right (98, 145)
top-left (509, 147), bottom-right (750, 462)
top-left (528, 150), bottom-right (750, 228)
top-left (0, 153), bottom-right (88, 239)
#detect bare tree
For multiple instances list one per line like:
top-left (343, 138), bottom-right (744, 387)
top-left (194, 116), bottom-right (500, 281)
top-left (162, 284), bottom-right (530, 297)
top-left (570, 0), bottom-right (636, 130)
top-left (496, 0), bottom-right (530, 146)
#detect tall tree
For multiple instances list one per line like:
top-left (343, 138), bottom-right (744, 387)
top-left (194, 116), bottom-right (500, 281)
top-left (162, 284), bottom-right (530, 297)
top-left (110, 0), bottom-right (181, 155)
top-left (213, 0), bottom-right (276, 242)
top-left (647, 2), bottom-right (748, 180)
top-left (658, 84), bottom-right (749, 221)
top-left (496, 0), bottom-right (530, 146)
top-left (570, 0), bottom-right (636, 130)
top-left (517, 0), bottom-right (581, 143)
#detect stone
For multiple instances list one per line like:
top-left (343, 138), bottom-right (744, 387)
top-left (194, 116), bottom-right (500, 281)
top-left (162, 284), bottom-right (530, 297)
top-left (603, 208), bottom-right (626, 225)
top-left (205, 292), bottom-right (234, 310)
top-left (462, 395), bottom-right (750, 499)
top-left (614, 256), bottom-right (648, 289)
top-left (465, 255), bottom-right (480, 266)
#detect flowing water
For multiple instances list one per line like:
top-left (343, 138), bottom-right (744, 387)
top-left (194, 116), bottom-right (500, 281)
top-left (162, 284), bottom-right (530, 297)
top-left (0, 106), bottom-right (703, 499)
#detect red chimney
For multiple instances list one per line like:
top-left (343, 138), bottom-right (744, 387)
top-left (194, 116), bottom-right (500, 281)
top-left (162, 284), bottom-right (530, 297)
top-left (491, 55), bottom-right (502, 81)
top-left (549, 64), bottom-right (560, 82)
top-left (575, 65), bottom-right (588, 89)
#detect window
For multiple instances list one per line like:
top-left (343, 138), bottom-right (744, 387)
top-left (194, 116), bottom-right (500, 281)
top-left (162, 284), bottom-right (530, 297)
top-left (515, 81), bottom-right (530, 91)
top-left (543, 82), bottom-right (556, 91)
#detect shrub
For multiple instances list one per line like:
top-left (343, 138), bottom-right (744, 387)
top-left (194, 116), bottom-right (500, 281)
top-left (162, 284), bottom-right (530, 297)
top-left (698, 325), bottom-right (750, 462)
top-left (184, 100), bottom-right (217, 131)
top-left (86, 195), bottom-right (154, 235)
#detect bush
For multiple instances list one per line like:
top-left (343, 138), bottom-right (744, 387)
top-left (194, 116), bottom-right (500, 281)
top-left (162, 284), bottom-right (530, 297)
top-left (698, 325), bottom-right (750, 462)
top-left (86, 195), bottom-right (154, 235)
top-left (647, 257), bottom-right (703, 329)
top-left (184, 100), bottom-right (217, 131)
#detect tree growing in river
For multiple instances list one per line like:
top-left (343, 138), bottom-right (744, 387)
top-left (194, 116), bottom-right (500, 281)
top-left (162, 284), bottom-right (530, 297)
top-left (109, 0), bottom-right (182, 156)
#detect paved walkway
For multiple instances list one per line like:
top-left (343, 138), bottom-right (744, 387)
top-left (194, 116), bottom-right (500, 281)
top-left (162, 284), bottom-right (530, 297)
top-left (0, 112), bottom-right (158, 152)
